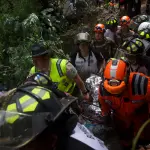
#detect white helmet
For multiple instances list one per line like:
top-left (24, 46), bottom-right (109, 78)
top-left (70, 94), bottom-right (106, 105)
top-left (75, 32), bottom-right (91, 44)
top-left (138, 22), bottom-right (150, 32)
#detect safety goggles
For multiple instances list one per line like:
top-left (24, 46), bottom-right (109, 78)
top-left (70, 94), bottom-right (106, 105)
top-left (95, 27), bottom-right (104, 33)
top-left (120, 20), bottom-right (130, 26)
top-left (108, 79), bottom-right (121, 86)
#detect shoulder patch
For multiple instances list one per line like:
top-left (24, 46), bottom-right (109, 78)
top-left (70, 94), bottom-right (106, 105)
top-left (131, 74), bottom-right (148, 95)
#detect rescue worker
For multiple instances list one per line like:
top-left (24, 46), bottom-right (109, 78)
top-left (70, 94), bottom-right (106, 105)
top-left (134, 20), bottom-right (150, 64)
top-left (91, 23), bottom-right (115, 61)
top-left (0, 72), bottom-right (108, 150)
top-left (138, 26), bottom-right (150, 56)
top-left (120, 38), bottom-right (148, 75)
top-left (29, 43), bottom-right (89, 100)
top-left (116, 16), bottom-right (135, 46)
top-left (98, 58), bottom-right (150, 149)
top-left (137, 28), bottom-right (150, 76)
top-left (105, 17), bottom-right (118, 44)
top-left (130, 15), bottom-right (149, 32)
top-left (138, 22), bottom-right (150, 54)
top-left (70, 32), bottom-right (104, 81)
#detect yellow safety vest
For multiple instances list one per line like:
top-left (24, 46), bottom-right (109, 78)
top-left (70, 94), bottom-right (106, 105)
top-left (29, 58), bottom-right (75, 94)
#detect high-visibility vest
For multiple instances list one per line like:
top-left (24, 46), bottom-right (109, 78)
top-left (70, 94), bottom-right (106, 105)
top-left (29, 58), bottom-right (76, 94)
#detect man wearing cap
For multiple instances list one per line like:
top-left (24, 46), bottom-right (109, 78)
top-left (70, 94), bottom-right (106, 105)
top-left (28, 43), bottom-right (89, 100)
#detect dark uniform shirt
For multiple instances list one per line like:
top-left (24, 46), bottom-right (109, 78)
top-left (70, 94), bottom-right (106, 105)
top-left (91, 37), bottom-right (115, 61)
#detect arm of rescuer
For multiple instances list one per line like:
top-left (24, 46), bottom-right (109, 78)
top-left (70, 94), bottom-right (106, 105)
top-left (98, 84), bottom-right (123, 150)
top-left (65, 61), bottom-right (90, 101)
top-left (98, 87), bottom-right (111, 117)
top-left (145, 76), bottom-right (150, 114)
top-left (94, 51), bottom-right (105, 74)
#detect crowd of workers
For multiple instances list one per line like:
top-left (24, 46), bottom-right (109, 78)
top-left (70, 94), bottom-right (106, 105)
top-left (0, 1), bottom-right (150, 150)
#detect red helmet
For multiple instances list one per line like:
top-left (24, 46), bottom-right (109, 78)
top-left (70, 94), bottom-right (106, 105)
top-left (94, 24), bottom-right (105, 33)
top-left (120, 16), bottom-right (131, 26)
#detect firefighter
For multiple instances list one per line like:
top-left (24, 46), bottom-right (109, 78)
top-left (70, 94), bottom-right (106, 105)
top-left (98, 58), bottom-right (150, 149)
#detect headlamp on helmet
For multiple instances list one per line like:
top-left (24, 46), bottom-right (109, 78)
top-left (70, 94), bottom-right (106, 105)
top-left (26, 72), bottom-right (52, 87)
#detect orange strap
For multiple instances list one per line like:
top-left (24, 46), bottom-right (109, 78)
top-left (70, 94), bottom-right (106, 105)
top-left (146, 78), bottom-right (150, 113)
top-left (98, 86), bottom-right (111, 116)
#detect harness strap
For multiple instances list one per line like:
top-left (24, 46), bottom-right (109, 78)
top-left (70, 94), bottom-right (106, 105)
top-left (56, 59), bottom-right (64, 77)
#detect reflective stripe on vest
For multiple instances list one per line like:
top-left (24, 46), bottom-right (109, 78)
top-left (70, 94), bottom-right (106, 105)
top-left (30, 58), bottom-right (75, 93)
top-left (50, 59), bottom-right (75, 93)
top-left (5, 87), bottom-right (51, 124)
top-left (131, 100), bottom-right (144, 103)
top-left (56, 59), bottom-right (63, 77)
top-left (132, 74), bottom-right (148, 95)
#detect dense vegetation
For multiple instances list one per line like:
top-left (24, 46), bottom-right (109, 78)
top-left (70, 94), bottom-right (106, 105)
top-left (0, 0), bottom-right (70, 88)
top-left (0, 0), bottom-right (110, 89)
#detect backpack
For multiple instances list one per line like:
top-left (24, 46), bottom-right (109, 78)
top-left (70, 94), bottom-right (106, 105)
top-left (70, 50), bottom-right (103, 70)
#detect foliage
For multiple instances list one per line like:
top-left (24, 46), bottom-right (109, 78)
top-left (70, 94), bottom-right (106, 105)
top-left (0, 0), bottom-right (69, 88)
top-left (0, 0), bottom-right (41, 19)
top-left (0, 0), bottom-right (111, 89)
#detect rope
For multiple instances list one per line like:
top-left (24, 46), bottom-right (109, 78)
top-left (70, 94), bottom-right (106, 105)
top-left (132, 119), bottom-right (150, 150)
